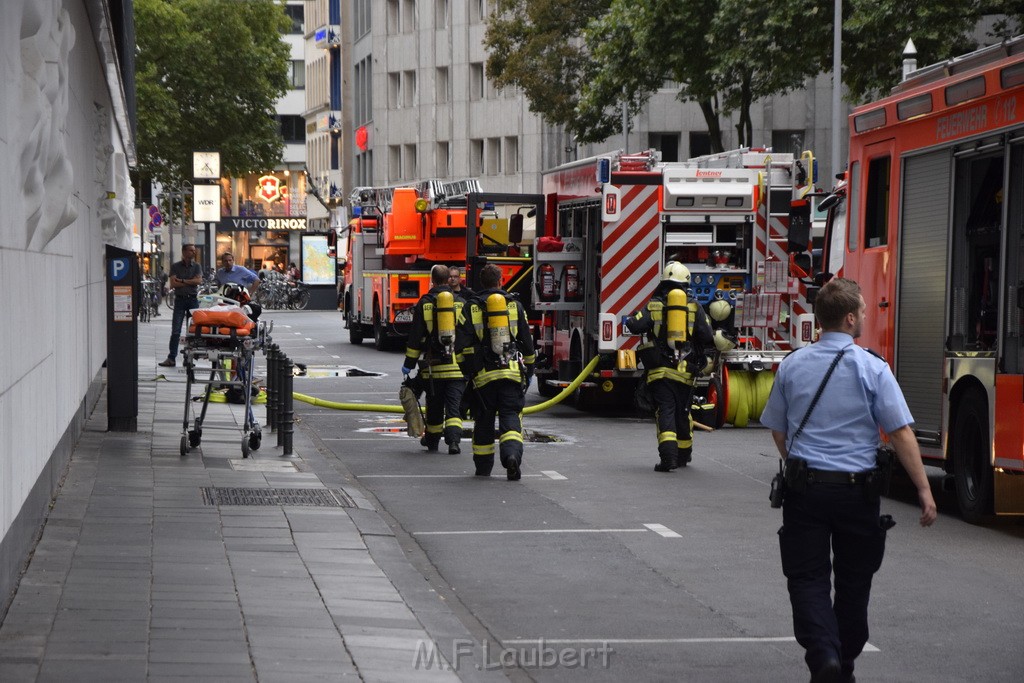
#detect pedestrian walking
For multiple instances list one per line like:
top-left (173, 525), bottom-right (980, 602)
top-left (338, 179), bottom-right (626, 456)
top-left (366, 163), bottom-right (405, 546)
top-left (456, 264), bottom-right (535, 479)
top-left (759, 277), bottom-right (937, 683)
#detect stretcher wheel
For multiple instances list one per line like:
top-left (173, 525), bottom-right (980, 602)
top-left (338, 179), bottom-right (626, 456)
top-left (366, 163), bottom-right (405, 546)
top-left (241, 436), bottom-right (251, 458)
top-left (188, 429), bottom-right (202, 447)
top-left (179, 436), bottom-right (188, 457)
top-left (249, 433), bottom-right (262, 451)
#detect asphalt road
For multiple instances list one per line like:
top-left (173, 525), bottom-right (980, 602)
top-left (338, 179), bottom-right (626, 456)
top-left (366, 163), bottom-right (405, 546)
top-left (262, 309), bottom-right (1024, 682)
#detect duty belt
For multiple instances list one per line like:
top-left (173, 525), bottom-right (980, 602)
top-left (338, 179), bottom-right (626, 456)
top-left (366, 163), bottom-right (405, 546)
top-left (807, 468), bottom-right (869, 485)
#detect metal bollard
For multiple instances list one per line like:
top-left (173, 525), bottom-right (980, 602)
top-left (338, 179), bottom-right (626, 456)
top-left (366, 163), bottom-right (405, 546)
top-left (282, 359), bottom-right (294, 456)
top-left (277, 353), bottom-right (287, 447)
top-left (267, 344), bottom-right (278, 433)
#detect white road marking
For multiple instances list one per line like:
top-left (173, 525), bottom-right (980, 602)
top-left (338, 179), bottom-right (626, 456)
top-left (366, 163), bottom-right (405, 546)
top-left (500, 637), bottom-right (879, 651)
top-left (540, 470), bottom-right (567, 480)
top-left (316, 345), bottom-right (325, 348)
top-left (293, 332), bottom-right (301, 335)
top-left (359, 473), bottom-right (547, 479)
top-left (643, 523), bottom-right (681, 538)
top-left (413, 528), bottom-right (649, 536)
top-left (305, 337), bottom-right (312, 340)
top-left (331, 355), bottom-right (340, 359)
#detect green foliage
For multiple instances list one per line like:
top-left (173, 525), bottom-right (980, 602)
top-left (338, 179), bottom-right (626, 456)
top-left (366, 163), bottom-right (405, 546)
top-left (486, 0), bottom-right (994, 151)
top-left (134, 0), bottom-right (291, 187)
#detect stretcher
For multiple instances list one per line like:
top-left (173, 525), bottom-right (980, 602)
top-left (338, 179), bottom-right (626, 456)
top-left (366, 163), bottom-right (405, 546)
top-left (179, 299), bottom-right (273, 457)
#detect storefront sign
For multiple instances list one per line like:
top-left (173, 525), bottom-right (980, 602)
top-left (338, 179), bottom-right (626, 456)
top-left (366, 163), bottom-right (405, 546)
top-left (219, 216), bottom-right (308, 231)
top-left (258, 175), bottom-right (282, 202)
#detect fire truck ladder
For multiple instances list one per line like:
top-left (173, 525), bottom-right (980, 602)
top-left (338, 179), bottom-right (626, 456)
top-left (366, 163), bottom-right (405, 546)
top-left (350, 179), bottom-right (484, 215)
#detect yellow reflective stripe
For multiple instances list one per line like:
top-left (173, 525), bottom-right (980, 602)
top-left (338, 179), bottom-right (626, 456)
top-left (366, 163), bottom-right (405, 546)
top-left (647, 367), bottom-right (695, 384)
top-left (405, 349), bottom-right (422, 361)
top-left (473, 368), bottom-right (522, 387)
top-left (658, 431), bottom-right (677, 444)
top-left (522, 354), bottom-right (536, 364)
top-left (473, 443), bottom-right (495, 455)
top-left (421, 368), bottom-right (464, 379)
top-left (499, 432), bottom-right (523, 444)
top-left (426, 424), bottom-right (443, 434)
top-left (677, 438), bottom-right (693, 449)
top-left (444, 417), bottom-right (463, 429)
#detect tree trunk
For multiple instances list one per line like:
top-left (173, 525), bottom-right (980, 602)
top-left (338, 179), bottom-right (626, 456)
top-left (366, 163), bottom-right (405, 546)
top-left (735, 75), bottom-right (753, 147)
top-left (698, 98), bottom-right (724, 153)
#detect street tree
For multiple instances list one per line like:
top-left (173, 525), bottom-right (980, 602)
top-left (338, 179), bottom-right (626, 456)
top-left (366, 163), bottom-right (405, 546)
top-left (487, 0), bottom-right (986, 152)
top-left (134, 0), bottom-right (290, 188)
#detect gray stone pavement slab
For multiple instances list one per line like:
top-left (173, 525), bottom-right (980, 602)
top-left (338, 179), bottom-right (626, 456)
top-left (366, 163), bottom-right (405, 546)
top-left (0, 320), bottom-right (496, 682)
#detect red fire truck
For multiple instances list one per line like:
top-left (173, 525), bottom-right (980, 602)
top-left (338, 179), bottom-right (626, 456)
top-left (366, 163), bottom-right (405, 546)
top-left (817, 36), bottom-right (1024, 521)
top-left (342, 180), bottom-right (542, 350)
top-left (536, 148), bottom-right (819, 421)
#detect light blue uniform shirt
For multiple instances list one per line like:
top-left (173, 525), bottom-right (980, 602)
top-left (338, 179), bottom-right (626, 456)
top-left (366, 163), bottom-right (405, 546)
top-left (760, 332), bottom-right (914, 472)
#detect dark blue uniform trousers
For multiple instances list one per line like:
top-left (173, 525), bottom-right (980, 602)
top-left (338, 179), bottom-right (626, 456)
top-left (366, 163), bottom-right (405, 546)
top-left (778, 483), bottom-right (887, 678)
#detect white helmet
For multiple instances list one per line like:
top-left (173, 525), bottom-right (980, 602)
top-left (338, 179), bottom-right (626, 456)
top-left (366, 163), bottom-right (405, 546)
top-left (662, 261), bottom-right (691, 284)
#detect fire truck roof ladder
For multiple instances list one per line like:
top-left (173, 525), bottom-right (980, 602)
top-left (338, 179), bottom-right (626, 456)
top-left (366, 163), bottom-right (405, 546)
top-left (349, 179), bottom-right (483, 214)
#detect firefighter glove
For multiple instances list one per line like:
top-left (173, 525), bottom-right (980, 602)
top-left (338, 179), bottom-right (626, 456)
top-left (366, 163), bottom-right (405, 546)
top-left (401, 365), bottom-right (412, 377)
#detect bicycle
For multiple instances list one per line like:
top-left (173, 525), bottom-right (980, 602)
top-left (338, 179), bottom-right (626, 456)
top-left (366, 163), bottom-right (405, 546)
top-left (139, 279), bottom-right (162, 322)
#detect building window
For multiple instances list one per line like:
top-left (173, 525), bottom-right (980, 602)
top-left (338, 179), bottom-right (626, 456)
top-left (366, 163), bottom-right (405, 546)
top-left (470, 63), bottom-right (484, 101)
top-left (864, 155), bottom-right (891, 248)
top-left (771, 129), bottom-right (804, 154)
top-left (437, 141), bottom-right (450, 177)
top-left (689, 132), bottom-right (711, 158)
top-left (354, 0), bottom-right (372, 38)
top-left (389, 145), bottom-right (402, 181)
top-left (504, 137), bottom-right (519, 175)
top-left (404, 144), bottom-right (418, 179)
top-left (283, 3), bottom-right (303, 34)
top-left (387, 0), bottom-right (400, 33)
top-left (436, 67), bottom-right (450, 103)
top-left (402, 0), bottom-right (416, 31)
top-left (435, 0), bottom-right (449, 28)
top-left (388, 72), bottom-right (401, 108)
top-left (470, 139), bottom-right (484, 176)
top-left (649, 133), bottom-right (679, 162)
top-left (470, 0), bottom-right (489, 22)
top-left (487, 138), bottom-right (501, 175)
top-left (289, 60), bottom-right (305, 89)
top-left (403, 70), bottom-right (417, 108)
top-left (277, 115), bottom-right (305, 144)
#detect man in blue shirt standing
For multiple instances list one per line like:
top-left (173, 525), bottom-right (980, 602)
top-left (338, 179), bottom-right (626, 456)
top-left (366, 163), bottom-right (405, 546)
top-left (214, 252), bottom-right (259, 295)
top-left (760, 277), bottom-right (936, 683)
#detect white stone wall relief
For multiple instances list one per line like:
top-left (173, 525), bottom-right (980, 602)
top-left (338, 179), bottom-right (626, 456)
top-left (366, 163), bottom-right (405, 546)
top-left (19, 0), bottom-right (78, 251)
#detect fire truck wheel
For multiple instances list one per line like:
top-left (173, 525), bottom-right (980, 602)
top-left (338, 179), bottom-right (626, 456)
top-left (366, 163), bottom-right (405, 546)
top-left (348, 308), bottom-right (364, 345)
top-left (952, 389), bottom-right (994, 524)
top-left (536, 378), bottom-right (559, 399)
top-left (373, 307), bottom-right (388, 351)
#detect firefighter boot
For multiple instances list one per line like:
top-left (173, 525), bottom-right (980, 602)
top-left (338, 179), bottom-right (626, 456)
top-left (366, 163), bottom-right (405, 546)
top-left (505, 455), bottom-right (521, 482)
top-left (474, 455), bottom-right (494, 477)
top-left (678, 447), bottom-right (692, 467)
top-left (420, 434), bottom-right (440, 453)
top-left (448, 443), bottom-right (461, 455)
top-left (654, 442), bottom-right (679, 472)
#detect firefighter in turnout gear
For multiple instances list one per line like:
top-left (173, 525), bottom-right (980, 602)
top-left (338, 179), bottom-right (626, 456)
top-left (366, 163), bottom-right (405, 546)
top-left (402, 265), bottom-right (467, 454)
top-left (626, 261), bottom-right (715, 472)
top-left (456, 264), bottom-right (536, 480)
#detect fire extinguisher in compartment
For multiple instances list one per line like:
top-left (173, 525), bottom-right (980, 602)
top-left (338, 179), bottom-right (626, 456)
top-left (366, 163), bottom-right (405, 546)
top-left (564, 264), bottom-right (582, 302)
top-left (537, 262), bottom-right (558, 301)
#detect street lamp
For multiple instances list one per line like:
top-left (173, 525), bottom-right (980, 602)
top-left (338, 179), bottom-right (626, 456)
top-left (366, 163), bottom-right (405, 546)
top-left (831, 0), bottom-right (842, 180)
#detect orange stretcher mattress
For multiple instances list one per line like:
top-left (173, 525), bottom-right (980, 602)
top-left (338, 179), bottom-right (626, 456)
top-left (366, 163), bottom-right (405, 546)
top-left (188, 307), bottom-right (254, 336)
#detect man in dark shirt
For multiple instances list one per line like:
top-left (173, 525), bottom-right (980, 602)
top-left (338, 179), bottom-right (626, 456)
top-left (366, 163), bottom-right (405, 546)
top-left (159, 244), bottom-right (203, 367)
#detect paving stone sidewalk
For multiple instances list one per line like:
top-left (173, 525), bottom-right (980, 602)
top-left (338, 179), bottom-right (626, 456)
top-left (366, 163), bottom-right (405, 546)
top-left (0, 318), bottom-right (504, 682)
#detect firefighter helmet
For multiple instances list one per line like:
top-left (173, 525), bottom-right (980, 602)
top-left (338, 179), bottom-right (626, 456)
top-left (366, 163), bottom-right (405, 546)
top-left (662, 261), bottom-right (691, 284)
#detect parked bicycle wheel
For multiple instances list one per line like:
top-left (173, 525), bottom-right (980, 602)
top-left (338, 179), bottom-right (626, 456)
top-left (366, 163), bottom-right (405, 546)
top-left (164, 288), bottom-right (176, 310)
top-left (290, 286), bottom-right (310, 310)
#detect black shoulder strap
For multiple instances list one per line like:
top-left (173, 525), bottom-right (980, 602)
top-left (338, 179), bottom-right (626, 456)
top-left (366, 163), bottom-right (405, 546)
top-left (789, 346), bottom-right (849, 449)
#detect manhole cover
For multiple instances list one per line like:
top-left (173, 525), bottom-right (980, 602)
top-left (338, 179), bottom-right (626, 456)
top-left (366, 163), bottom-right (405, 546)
top-left (201, 487), bottom-right (354, 507)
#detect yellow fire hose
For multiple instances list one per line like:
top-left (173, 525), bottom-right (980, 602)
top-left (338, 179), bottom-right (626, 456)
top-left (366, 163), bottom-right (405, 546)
top-left (293, 356), bottom-right (601, 415)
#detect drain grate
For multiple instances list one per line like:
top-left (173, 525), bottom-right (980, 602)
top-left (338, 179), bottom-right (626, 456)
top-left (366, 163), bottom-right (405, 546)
top-left (201, 487), bottom-right (354, 508)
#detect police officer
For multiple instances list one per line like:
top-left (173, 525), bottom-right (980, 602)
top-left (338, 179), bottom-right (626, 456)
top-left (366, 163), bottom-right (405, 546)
top-left (760, 277), bottom-right (936, 683)
top-left (402, 264), bottom-right (466, 454)
top-left (626, 261), bottom-right (714, 471)
top-left (456, 263), bottom-right (535, 480)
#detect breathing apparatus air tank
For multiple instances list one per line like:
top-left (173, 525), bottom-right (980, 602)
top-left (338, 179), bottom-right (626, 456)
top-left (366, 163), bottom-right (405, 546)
top-left (486, 292), bottom-right (512, 361)
top-left (435, 290), bottom-right (456, 354)
top-left (666, 288), bottom-right (689, 354)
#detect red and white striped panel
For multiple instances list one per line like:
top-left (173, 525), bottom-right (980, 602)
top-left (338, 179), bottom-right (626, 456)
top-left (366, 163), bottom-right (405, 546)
top-left (756, 208), bottom-right (812, 350)
top-left (600, 183), bottom-right (661, 350)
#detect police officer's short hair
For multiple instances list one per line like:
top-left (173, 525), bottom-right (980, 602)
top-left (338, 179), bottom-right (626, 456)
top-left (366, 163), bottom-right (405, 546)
top-left (480, 263), bottom-right (502, 289)
top-left (815, 277), bottom-right (862, 330)
top-left (431, 264), bottom-right (450, 285)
